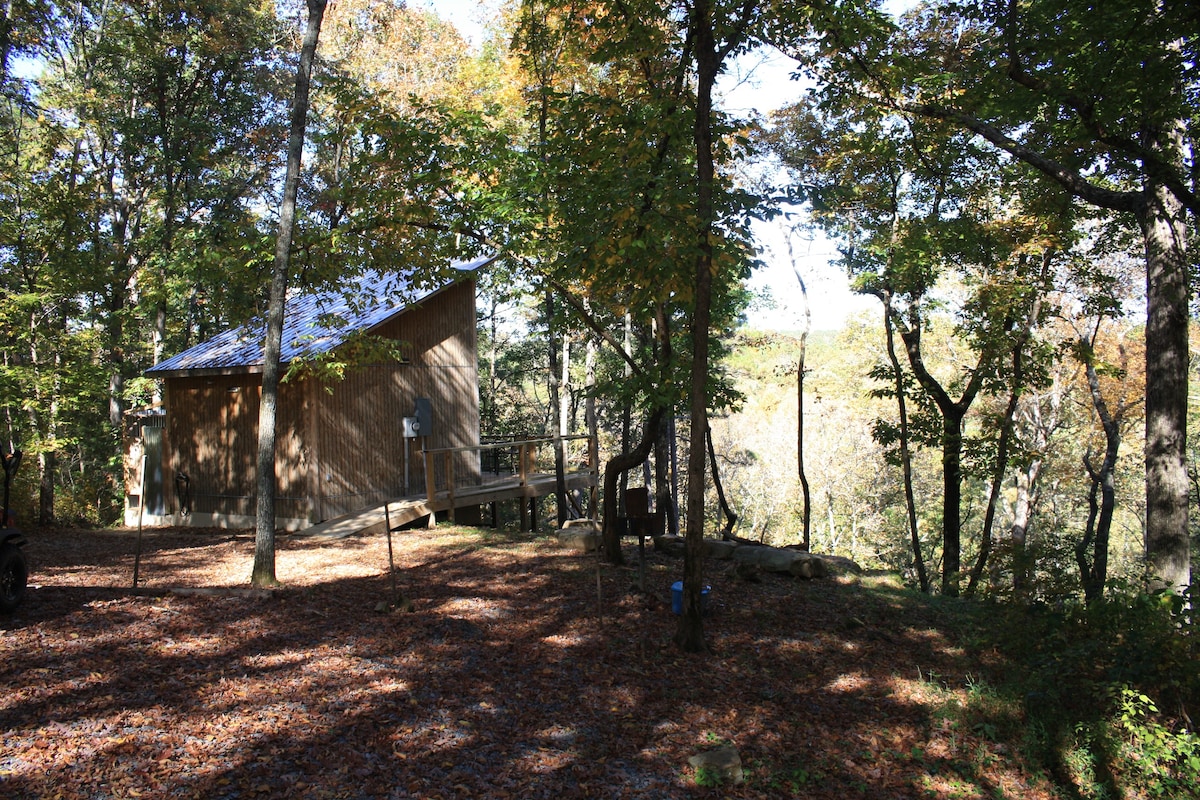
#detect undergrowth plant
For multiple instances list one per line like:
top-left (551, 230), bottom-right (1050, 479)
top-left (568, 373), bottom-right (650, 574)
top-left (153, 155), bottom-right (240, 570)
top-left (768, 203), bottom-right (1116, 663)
top-left (1109, 686), bottom-right (1200, 798)
top-left (986, 583), bottom-right (1199, 798)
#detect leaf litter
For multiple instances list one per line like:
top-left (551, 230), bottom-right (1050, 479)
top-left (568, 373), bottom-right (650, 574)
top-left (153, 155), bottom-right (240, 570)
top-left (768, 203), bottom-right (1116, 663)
top-left (0, 526), bottom-right (1055, 799)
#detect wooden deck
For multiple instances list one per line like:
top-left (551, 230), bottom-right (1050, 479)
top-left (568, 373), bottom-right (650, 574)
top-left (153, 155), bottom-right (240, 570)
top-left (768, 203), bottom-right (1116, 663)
top-left (298, 436), bottom-right (598, 539)
top-left (298, 470), bottom-right (596, 539)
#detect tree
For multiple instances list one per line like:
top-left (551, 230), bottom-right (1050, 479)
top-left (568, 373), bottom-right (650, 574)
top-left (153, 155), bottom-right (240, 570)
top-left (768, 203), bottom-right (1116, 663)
top-left (792, 0), bottom-right (1197, 592)
top-left (769, 88), bottom-right (1064, 594)
top-left (509, 0), bottom-right (764, 649)
top-left (0, 0), bottom-right (283, 525)
top-left (1074, 323), bottom-right (1144, 603)
top-left (252, 0), bottom-right (327, 588)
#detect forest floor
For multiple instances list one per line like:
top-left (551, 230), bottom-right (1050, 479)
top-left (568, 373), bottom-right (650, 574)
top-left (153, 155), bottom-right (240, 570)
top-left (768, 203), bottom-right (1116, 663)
top-left (1, 525), bottom-right (1061, 799)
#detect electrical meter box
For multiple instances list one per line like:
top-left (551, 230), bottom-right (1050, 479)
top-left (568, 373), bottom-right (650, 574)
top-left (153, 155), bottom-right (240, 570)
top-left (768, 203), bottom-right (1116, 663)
top-left (402, 398), bottom-right (433, 439)
top-left (414, 397), bottom-right (432, 434)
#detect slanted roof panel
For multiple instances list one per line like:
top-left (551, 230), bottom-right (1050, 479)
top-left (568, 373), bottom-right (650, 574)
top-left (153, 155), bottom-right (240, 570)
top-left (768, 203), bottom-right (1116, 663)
top-left (148, 257), bottom-right (490, 377)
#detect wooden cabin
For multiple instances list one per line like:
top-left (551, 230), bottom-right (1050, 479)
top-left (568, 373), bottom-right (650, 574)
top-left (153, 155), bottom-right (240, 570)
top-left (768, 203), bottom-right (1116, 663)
top-left (128, 259), bottom-right (489, 530)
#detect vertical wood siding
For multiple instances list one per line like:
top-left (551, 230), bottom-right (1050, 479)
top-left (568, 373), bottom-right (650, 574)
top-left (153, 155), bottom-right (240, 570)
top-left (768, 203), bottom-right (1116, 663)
top-left (161, 279), bottom-right (479, 525)
top-left (312, 281), bottom-right (480, 518)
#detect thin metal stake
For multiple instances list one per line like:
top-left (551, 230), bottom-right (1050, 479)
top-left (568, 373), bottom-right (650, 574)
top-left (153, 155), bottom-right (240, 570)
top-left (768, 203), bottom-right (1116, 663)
top-left (133, 455), bottom-right (147, 588)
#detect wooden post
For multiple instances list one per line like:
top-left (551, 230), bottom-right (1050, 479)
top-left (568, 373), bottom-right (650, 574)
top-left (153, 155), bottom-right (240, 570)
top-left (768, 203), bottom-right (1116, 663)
top-left (445, 453), bottom-right (456, 522)
top-left (424, 447), bottom-right (436, 504)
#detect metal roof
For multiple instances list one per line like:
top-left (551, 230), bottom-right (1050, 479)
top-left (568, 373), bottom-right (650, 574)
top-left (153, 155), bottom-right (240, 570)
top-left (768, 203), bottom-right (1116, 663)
top-left (147, 257), bottom-right (491, 377)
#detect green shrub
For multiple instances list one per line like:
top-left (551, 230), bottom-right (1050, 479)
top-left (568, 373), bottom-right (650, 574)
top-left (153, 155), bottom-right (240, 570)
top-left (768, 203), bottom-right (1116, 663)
top-left (991, 584), bottom-right (1198, 798)
top-left (1106, 686), bottom-right (1200, 798)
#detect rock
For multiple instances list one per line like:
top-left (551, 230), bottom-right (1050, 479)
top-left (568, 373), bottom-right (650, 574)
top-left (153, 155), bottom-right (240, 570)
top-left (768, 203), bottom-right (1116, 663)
top-left (653, 535), bottom-right (686, 556)
top-left (732, 544), bottom-right (798, 573)
top-left (788, 551), bottom-right (828, 579)
top-left (703, 538), bottom-right (738, 560)
top-left (788, 554), bottom-right (815, 579)
top-left (688, 745), bottom-right (743, 785)
top-left (819, 554), bottom-right (862, 576)
top-left (556, 527), bottom-right (600, 552)
top-left (734, 561), bottom-right (761, 582)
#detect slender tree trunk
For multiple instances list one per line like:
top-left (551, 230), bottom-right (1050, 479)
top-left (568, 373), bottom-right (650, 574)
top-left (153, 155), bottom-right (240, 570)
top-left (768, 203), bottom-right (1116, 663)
top-left (252, 0), bottom-right (326, 587)
top-left (602, 408), bottom-right (665, 563)
top-left (487, 291), bottom-right (499, 434)
top-left (967, 372), bottom-right (1020, 595)
top-left (620, 311), bottom-right (632, 504)
top-left (791, 260), bottom-right (812, 550)
top-left (825, 486), bottom-right (837, 549)
top-left (547, 292), bottom-right (567, 526)
top-left (1079, 443), bottom-right (1118, 605)
top-left (1010, 458), bottom-right (1040, 595)
top-left (707, 428), bottom-right (737, 538)
top-left (898, 317), bottom-right (985, 597)
top-left (968, 256), bottom-right (1044, 594)
top-left (41, 343), bottom-right (61, 525)
top-left (585, 329), bottom-right (598, 518)
top-left (654, 413), bottom-right (671, 538)
top-left (557, 324), bottom-right (570, 522)
top-left (1077, 334), bottom-right (1129, 603)
top-left (882, 297), bottom-right (928, 593)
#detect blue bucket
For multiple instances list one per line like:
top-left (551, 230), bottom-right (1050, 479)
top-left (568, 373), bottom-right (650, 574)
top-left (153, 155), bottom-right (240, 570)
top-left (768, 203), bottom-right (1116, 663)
top-left (671, 581), bottom-right (711, 615)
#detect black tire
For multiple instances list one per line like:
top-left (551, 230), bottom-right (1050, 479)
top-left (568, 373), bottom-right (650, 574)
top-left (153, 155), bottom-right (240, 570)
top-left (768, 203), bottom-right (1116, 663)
top-left (0, 542), bottom-right (28, 614)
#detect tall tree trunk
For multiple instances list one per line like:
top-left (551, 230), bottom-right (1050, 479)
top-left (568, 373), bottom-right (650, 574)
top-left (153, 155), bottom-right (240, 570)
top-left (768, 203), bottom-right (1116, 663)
top-left (898, 314), bottom-right (987, 597)
top-left (1140, 145), bottom-right (1191, 593)
top-left (557, 322), bottom-right (570, 522)
top-left (707, 428), bottom-right (737, 538)
top-left (675, 0), bottom-right (719, 654)
top-left (620, 311), bottom-right (632, 504)
top-left (967, 367), bottom-right (1020, 595)
top-left (547, 291), bottom-right (567, 526)
top-left (585, 330), bottom-right (598, 518)
top-left (487, 291), bottom-right (499, 434)
top-left (939, 409), bottom-right (967, 596)
top-left (252, 0), bottom-right (326, 587)
top-left (1079, 444), bottom-right (1118, 605)
top-left (654, 412), bottom-right (671, 538)
top-left (1076, 333), bottom-right (1130, 603)
top-left (968, 254), bottom-right (1045, 594)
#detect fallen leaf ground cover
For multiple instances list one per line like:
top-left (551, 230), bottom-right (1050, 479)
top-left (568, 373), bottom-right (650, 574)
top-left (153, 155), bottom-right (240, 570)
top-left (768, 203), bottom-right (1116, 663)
top-left (1, 525), bottom-right (1058, 799)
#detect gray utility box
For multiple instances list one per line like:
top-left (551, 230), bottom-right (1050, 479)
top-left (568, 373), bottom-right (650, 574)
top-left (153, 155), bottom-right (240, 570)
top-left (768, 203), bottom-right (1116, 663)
top-left (402, 398), bottom-right (433, 439)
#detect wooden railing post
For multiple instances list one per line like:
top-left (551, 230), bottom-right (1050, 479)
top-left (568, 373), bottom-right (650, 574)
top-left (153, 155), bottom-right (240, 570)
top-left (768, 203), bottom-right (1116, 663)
top-left (424, 449), bottom-right (436, 504)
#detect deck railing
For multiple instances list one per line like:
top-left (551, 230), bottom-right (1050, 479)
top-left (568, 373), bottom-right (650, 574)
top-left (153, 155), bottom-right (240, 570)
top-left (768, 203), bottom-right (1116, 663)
top-left (421, 434), bottom-right (598, 507)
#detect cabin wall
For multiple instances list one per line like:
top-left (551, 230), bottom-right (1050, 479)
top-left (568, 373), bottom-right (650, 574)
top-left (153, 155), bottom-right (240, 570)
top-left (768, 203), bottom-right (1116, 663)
top-left (160, 373), bottom-right (310, 528)
top-left (147, 279), bottom-right (479, 528)
top-left (311, 281), bottom-right (480, 519)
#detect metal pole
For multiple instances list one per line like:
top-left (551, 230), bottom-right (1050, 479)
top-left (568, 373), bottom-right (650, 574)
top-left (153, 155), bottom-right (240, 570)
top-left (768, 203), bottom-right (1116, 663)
top-left (133, 454), bottom-right (147, 588)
